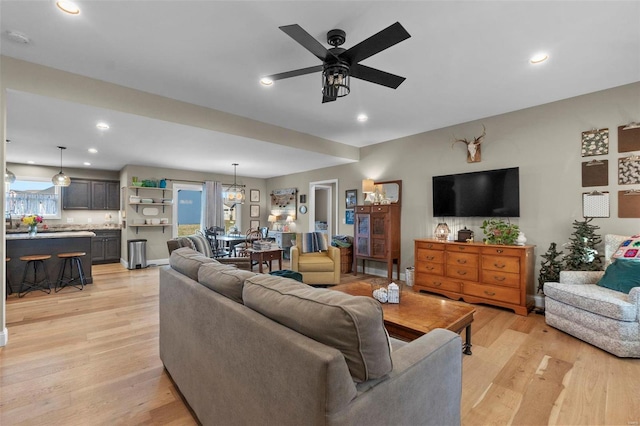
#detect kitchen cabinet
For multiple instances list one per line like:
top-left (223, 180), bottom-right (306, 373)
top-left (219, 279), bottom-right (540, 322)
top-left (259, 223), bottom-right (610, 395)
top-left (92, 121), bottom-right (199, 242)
top-left (92, 230), bottom-right (121, 264)
top-left (63, 179), bottom-right (120, 210)
top-left (413, 239), bottom-right (535, 315)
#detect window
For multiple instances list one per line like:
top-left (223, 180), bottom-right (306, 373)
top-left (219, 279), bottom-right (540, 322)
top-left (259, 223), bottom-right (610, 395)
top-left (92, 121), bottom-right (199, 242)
top-left (6, 178), bottom-right (62, 219)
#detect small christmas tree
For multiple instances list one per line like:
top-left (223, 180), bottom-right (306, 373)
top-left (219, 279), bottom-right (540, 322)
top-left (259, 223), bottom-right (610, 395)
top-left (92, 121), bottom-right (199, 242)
top-left (563, 218), bottom-right (603, 271)
top-left (537, 242), bottom-right (563, 294)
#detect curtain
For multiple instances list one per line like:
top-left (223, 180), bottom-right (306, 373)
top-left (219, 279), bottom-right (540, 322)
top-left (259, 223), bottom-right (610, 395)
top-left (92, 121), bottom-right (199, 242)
top-left (203, 181), bottom-right (223, 230)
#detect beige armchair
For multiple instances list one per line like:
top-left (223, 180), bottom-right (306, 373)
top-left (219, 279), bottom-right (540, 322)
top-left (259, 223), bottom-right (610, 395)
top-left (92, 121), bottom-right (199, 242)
top-left (290, 233), bottom-right (341, 285)
top-left (544, 234), bottom-right (640, 357)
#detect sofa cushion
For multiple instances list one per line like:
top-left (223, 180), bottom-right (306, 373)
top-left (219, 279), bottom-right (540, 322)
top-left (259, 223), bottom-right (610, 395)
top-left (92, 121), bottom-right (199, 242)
top-left (198, 262), bottom-right (257, 304)
top-left (612, 235), bottom-right (640, 261)
top-left (169, 247), bottom-right (217, 281)
top-left (297, 252), bottom-right (335, 272)
top-left (545, 281), bottom-right (637, 321)
top-left (597, 259), bottom-right (640, 294)
top-left (243, 274), bottom-right (392, 382)
top-left (187, 233), bottom-right (214, 258)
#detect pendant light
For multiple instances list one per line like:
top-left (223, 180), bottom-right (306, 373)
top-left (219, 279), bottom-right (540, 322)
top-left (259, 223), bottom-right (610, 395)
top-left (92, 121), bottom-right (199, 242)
top-left (52, 146), bottom-right (71, 187)
top-left (223, 163), bottom-right (245, 207)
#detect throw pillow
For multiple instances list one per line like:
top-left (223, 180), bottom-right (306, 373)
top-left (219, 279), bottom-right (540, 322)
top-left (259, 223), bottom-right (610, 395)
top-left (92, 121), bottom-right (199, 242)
top-left (243, 274), bottom-right (392, 382)
top-left (187, 233), bottom-right (214, 258)
top-left (597, 259), bottom-right (640, 294)
top-left (300, 232), bottom-right (329, 253)
top-left (612, 234), bottom-right (640, 261)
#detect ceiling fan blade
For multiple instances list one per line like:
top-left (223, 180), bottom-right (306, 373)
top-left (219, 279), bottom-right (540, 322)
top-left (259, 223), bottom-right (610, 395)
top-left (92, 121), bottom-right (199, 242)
top-left (341, 22), bottom-right (410, 64)
top-left (264, 65), bottom-right (324, 82)
top-left (350, 64), bottom-right (406, 89)
top-left (280, 24), bottom-right (334, 62)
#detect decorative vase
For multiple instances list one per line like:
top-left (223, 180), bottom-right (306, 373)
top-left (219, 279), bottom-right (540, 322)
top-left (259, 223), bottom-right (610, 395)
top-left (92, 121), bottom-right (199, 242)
top-left (28, 224), bottom-right (38, 237)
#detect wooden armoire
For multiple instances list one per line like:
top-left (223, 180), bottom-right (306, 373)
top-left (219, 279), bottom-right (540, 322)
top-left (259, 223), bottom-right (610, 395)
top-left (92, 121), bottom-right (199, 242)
top-left (353, 180), bottom-right (401, 281)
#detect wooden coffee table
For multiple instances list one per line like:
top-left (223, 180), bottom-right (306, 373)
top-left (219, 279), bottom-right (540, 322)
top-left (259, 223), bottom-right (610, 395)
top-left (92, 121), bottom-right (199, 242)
top-left (248, 248), bottom-right (283, 273)
top-left (332, 282), bottom-right (475, 354)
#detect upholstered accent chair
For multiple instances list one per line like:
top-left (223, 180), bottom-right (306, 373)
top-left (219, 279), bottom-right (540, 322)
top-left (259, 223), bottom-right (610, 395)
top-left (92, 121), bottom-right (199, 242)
top-left (544, 234), bottom-right (640, 357)
top-left (290, 232), bottom-right (341, 285)
top-left (167, 234), bottom-right (252, 271)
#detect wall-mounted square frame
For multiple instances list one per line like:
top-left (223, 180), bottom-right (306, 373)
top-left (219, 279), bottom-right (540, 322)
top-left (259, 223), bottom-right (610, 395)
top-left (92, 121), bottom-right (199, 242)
top-left (299, 194), bottom-right (306, 204)
top-left (582, 191), bottom-right (610, 218)
top-left (250, 189), bottom-right (260, 202)
top-left (250, 204), bottom-right (260, 217)
top-left (345, 189), bottom-right (357, 209)
top-left (581, 128), bottom-right (609, 157)
top-left (250, 220), bottom-right (260, 229)
top-left (618, 155), bottom-right (640, 185)
top-left (346, 209), bottom-right (355, 225)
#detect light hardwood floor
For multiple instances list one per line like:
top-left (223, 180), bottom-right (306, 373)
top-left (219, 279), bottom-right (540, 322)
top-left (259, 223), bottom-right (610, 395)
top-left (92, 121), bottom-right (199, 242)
top-left (1, 263), bottom-right (639, 425)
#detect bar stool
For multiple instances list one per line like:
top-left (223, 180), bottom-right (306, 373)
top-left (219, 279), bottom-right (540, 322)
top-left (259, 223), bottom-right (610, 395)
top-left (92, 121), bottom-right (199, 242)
top-left (56, 252), bottom-right (87, 292)
top-left (5, 257), bottom-right (13, 299)
top-left (18, 254), bottom-right (52, 298)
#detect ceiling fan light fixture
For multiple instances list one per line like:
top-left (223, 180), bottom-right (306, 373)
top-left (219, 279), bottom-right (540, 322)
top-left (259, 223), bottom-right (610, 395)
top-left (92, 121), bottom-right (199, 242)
top-left (322, 63), bottom-right (350, 98)
top-left (52, 146), bottom-right (71, 187)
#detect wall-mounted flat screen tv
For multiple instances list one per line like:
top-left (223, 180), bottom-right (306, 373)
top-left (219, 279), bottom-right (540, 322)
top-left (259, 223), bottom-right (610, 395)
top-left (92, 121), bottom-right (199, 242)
top-left (432, 167), bottom-right (520, 217)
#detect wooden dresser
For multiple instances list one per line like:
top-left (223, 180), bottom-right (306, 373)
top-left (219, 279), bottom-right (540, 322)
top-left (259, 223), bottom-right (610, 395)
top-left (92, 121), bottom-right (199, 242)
top-left (414, 239), bottom-right (535, 315)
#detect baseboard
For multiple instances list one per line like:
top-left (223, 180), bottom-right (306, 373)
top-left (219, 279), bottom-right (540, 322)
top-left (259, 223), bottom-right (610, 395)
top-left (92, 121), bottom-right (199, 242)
top-left (119, 258), bottom-right (168, 269)
top-left (0, 327), bottom-right (8, 347)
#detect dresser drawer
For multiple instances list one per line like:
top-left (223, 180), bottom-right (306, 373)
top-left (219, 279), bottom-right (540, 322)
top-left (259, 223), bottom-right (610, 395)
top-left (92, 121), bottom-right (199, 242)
top-left (416, 262), bottom-right (444, 275)
top-left (370, 205), bottom-right (389, 213)
top-left (447, 252), bottom-right (479, 268)
top-left (481, 270), bottom-right (520, 288)
top-left (446, 264), bottom-right (478, 281)
top-left (481, 246), bottom-right (522, 257)
top-left (415, 274), bottom-right (461, 293)
top-left (355, 206), bottom-right (370, 213)
top-left (482, 255), bottom-right (520, 273)
top-left (415, 241), bottom-right (445, 251)
top-left (463, 282), bottom-right (520, 304)
top-left (446, 244), bottom-right (480, 254)
top-left (416, 248), bottom-right (444, 263)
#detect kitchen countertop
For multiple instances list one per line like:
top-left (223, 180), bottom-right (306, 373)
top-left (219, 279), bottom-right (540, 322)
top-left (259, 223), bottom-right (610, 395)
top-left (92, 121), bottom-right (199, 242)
top-left (6, 224), bottom-right (121, 234)
top-left (6, 231), bottom-right (96, 240)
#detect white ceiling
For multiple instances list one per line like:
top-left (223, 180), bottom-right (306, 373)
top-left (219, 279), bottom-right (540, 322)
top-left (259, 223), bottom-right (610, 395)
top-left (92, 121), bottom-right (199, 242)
top-left (1, 1), bottom-right (639, 178)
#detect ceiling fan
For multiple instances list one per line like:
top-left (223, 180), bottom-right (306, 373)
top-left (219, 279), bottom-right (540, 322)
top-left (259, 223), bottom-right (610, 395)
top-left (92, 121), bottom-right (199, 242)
top-left (263, 22), bottom-right (411, 103)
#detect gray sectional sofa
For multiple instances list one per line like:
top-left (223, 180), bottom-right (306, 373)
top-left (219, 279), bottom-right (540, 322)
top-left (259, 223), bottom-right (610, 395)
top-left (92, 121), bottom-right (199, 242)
top-left (159, 247), bottom-right (463, 426)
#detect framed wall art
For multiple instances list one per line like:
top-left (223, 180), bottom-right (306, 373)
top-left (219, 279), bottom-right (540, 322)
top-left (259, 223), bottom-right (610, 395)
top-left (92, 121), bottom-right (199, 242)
top-left (250, 204), bottom-right (260, 218)
top-left (581, 128), bottom-right (609, 157)
top-left (345, 189), bottom-right (357, 209)
top-left (250, 189), bottom-right (260, 202)
top-left (250, 220), bottom-right (260, 229)
top-left (618, 155), bottom-right (640, 185)
top-left (346, 209), bottom-right (355, 225)
top-left (299, 194), bottom-right (306, 204)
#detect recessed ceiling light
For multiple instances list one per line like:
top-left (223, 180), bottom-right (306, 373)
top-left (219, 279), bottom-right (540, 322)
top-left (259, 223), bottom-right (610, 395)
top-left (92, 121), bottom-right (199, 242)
top-left (88, 148), bottom-right (98, 154)
top-left (27, 160), bottom-right (35, 164)
top-left (83, 162), bottom-right (91, 166)
top-left (96, 122), bottom-right (110, 130)
top-left (56, 1), bottom-right (80, 15)
top-left (6, 30), bottom-right (30, 44)
top-left (530, 53), bottom-right (549, 64)
top-left (357, 114), bottom-right (368, 122)
top-left (260, 77), bottom-right (274, 86)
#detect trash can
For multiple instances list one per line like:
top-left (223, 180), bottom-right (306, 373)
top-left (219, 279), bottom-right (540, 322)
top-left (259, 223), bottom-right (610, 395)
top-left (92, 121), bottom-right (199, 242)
top-left (127, 239), bottom-right (147, 269)
top-left (405, 266), bottom-right (415, 287)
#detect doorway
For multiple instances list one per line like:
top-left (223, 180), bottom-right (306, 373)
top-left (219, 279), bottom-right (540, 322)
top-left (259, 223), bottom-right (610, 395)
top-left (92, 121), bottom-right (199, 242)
top-left (172, 183), bottom-right (203, 237)
top-left (309, 179), bottom-right (338, 237)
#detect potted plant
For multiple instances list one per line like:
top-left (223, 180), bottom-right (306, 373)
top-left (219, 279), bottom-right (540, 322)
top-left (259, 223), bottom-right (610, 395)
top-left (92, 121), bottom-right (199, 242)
top-left (480, 218), bottom-right (519, 245)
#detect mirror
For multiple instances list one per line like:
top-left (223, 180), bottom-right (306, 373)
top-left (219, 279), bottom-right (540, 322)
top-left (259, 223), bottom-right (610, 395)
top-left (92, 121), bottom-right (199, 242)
top-left (373, 180), bottom-right (402, 205)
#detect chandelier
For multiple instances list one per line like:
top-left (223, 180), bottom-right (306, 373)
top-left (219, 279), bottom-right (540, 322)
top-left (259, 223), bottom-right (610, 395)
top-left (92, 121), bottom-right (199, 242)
top-left (223, 163), bottom-right (245, 207)
top-left (322, 62), bottom-right (350, 99)
top-left (51, 146), bottom-right (71, 187)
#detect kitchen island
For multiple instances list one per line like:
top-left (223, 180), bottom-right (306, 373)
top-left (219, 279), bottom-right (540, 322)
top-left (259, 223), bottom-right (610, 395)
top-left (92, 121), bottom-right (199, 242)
top-left (6, 231), bottom-right (95, 294)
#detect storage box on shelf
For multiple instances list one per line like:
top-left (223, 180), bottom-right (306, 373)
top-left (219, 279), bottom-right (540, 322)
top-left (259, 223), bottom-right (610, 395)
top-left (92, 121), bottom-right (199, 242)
top-left (127, 186), bottom-right (173, 234)
top-left (414, 239), bottom-right (535, 316)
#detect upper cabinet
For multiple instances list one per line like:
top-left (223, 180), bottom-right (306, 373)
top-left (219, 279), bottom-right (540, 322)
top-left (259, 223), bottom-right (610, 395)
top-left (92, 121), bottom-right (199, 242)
top-left (63, 179), bottom-right (120, 210)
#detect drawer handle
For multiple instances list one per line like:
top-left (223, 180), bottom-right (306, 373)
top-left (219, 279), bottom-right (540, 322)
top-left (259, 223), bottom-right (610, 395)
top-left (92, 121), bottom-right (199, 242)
top-left (496, 249), bottom-right (504, 254)
top-left (457, 270), bottom-right (467, 276)
top-left (426, 256), bottom-right (435, 260)
top-left (427, 244), bottom-right (433, 249)
top-left (458, 247), bottom-right (466, 251)
top-left (427, 266), bottom-right (434, 271)
top-left (457, 259), bottom-right (467, 264)
top-left (433, 282), bottom-right (442, 287)
top-left (494, 263), bottom-right (506, 269)
top-left (494, 276), bottom-right (506, 282)
top-left (484, 291), bottom-right (496, 296)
